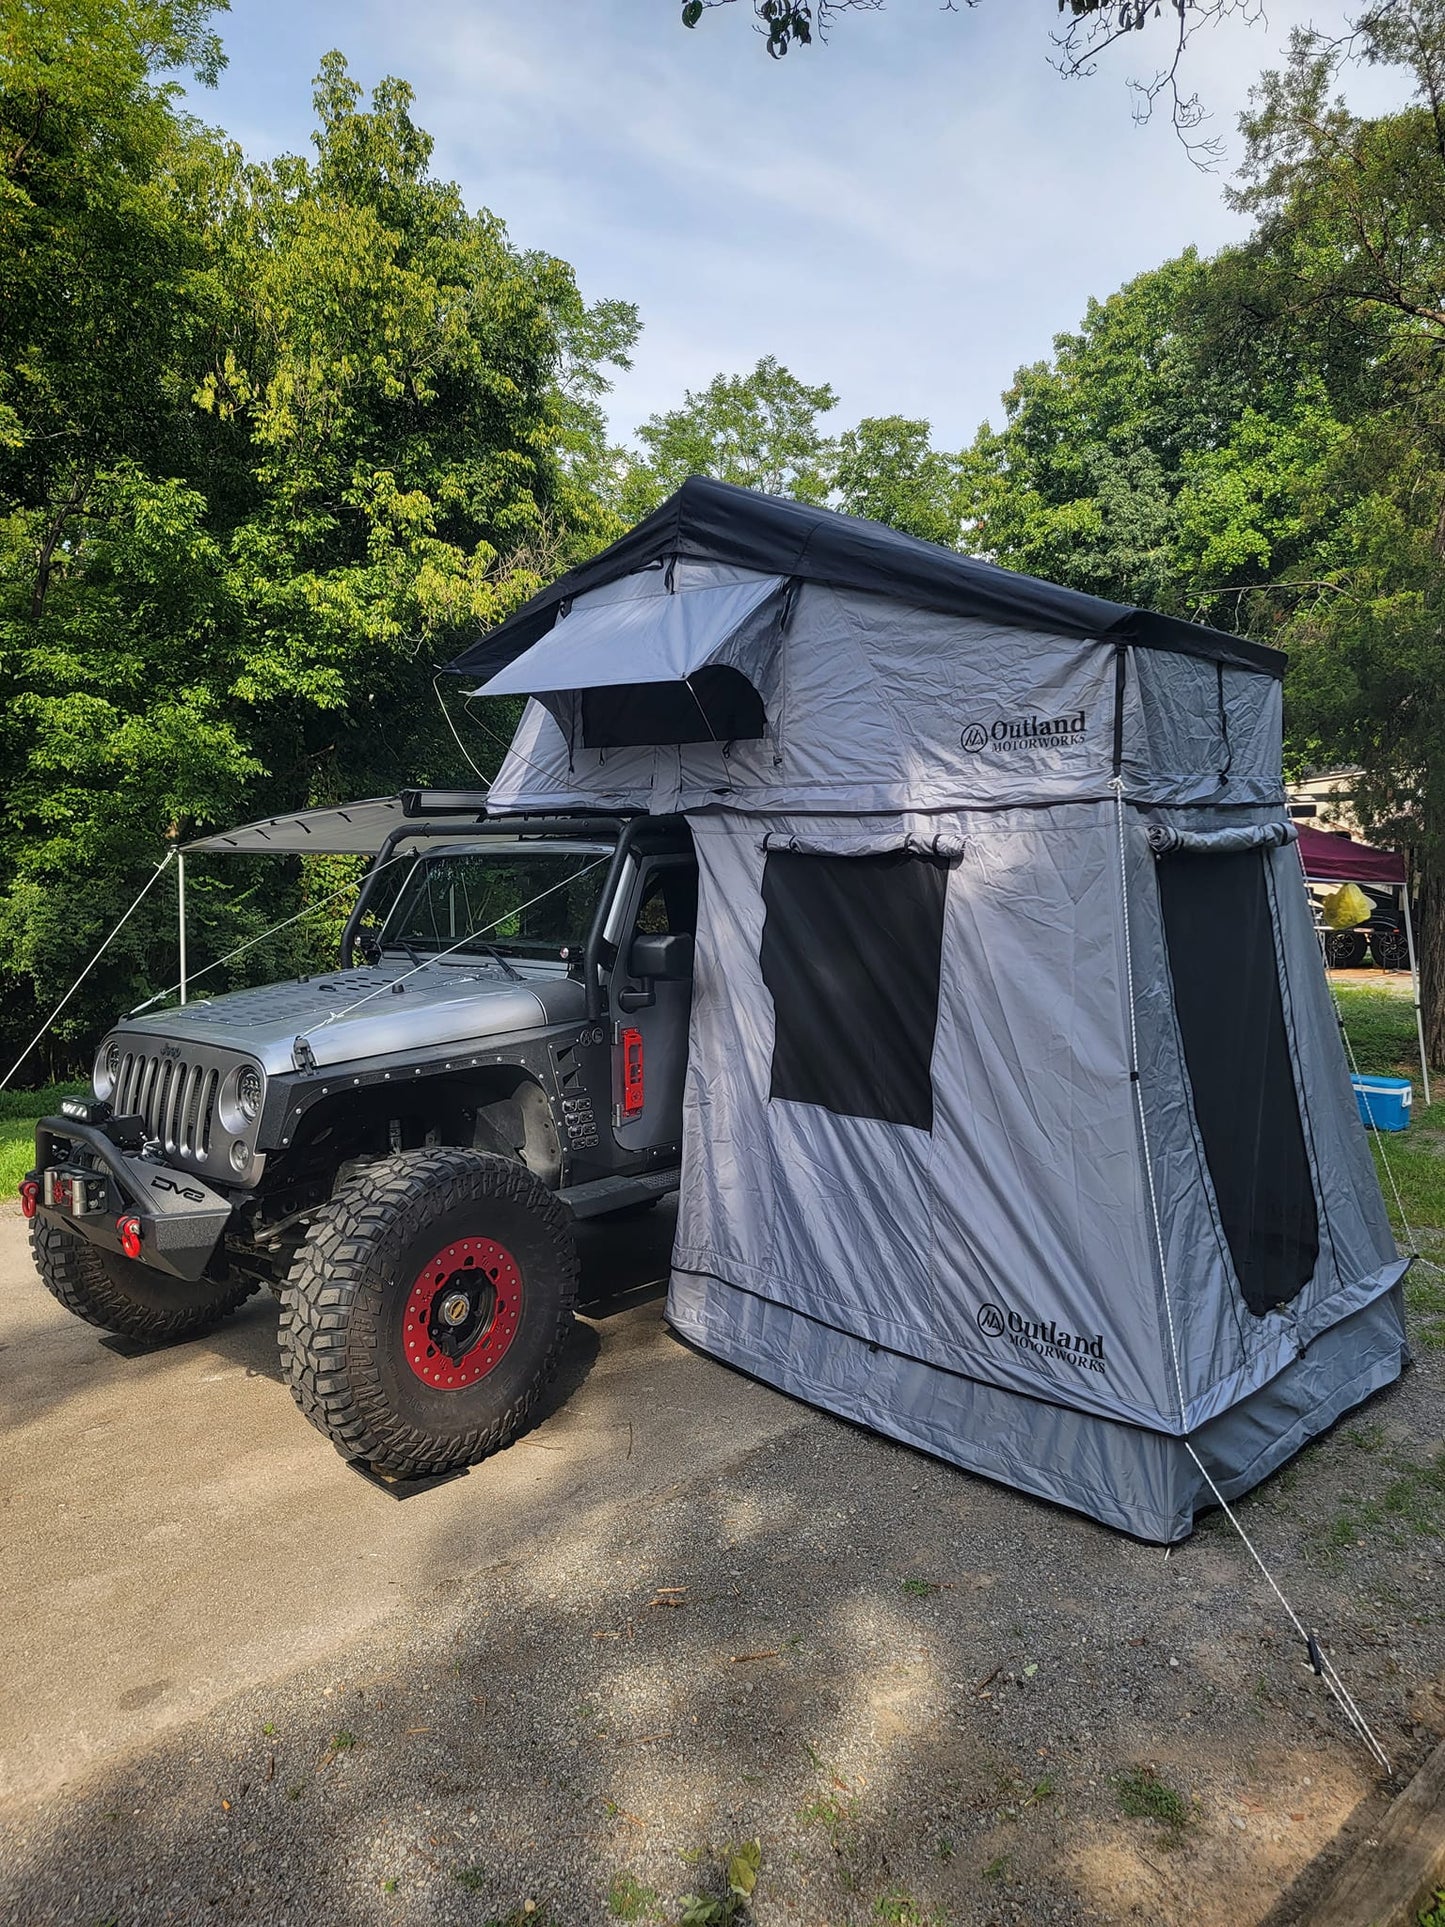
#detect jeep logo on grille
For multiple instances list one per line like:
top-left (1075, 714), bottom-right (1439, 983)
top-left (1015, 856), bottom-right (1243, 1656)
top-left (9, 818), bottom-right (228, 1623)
top-left (159, 1044), bottom-right (182, 1062)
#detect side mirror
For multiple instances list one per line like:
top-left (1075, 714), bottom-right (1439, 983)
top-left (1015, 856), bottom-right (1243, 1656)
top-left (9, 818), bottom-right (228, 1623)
top-left (628, 932), bottom-right (694, 981)
top-left (357, 929), bottom-right (382, 965)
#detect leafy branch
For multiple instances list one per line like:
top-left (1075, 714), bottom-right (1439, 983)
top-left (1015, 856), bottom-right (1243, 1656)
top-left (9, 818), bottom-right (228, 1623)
top-left (680, 0), bottom-right (1268, 158)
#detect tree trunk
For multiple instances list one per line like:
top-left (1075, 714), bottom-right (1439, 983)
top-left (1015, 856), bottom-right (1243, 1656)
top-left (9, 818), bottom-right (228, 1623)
top-left (29, 473), bottom-right (88, 620)
top-left (1417, 855), bottom-right (1445, 1073)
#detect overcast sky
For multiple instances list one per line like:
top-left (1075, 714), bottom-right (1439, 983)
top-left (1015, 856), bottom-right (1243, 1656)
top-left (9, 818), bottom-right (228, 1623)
top-left (195, 0), bottom-right (1402, 452)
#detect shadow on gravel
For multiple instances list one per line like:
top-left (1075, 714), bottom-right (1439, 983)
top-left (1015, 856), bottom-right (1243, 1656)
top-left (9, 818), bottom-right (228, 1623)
top-left (5, 1195), bottom-right (1442, 1927)
top-left (1, 1388), bottom-right (1434, 1927)
top-left (0, 1195), bottom-right (675, 1441)
top-left (0, 1284), bottom-right (284, 1438)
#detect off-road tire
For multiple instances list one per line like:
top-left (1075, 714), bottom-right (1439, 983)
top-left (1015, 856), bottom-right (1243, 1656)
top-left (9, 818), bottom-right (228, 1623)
top-left (30, 1217), bottom-right (257, 1343)
top-left (279, 1148), bottom-right (578, 1478)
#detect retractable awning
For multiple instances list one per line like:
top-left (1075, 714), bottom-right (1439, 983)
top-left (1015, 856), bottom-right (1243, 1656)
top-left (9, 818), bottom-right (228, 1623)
top-left (180, 792), bottom-right (493, 857)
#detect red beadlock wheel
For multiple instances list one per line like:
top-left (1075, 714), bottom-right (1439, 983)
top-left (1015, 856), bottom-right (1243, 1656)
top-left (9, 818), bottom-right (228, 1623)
top-left (279, 1149), bottom-right (579, 1479)
top-left (403, 1236), bottom-right (523, 1389)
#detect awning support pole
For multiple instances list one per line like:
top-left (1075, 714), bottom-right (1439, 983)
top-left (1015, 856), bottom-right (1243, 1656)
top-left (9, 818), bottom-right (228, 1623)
top-left (1403, 884), bottom-right (1429, 1106)
top-left (177, 851), bottom-right (187, 1007)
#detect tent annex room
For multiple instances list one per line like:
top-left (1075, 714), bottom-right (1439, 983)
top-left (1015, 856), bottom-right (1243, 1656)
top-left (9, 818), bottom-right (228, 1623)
top-left (450, 478), bottom-right (1410, 1544)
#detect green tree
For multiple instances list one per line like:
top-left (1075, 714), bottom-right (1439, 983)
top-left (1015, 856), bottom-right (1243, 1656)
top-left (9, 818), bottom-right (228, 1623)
top-left (952, 2), bottom-right (1445, 1059)
top-left (832, 415), bottom-right (963, 546)
top-left (957, 252), bottom-right (1232, 611)
top-left (621, 354), bottom-right (838, 518)
top-left (0, 0), bottom-right (251, 1064)
top-left (0, 9), bottom-right (636, 1073)
top-left (1228, 0), bottom-right (1445, 1059)
top-left (201, 53), bottom-right (634, 784)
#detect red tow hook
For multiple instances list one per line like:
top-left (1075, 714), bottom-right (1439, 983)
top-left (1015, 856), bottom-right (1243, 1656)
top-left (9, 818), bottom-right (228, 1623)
top-left (117, 1215), bottom-right (143, 1260)
top-left (18, 1179), bottom-right (38, 1220)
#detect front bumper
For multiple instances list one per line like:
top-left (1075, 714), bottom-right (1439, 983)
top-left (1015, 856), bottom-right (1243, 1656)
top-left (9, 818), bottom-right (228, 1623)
top-left (31, 1117), bottom-right (235, 1282)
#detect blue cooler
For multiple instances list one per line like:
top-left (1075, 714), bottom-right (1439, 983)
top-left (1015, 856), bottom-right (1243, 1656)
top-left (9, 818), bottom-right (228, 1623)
top-left (1352, 1074), bottom-right (1412, 1132)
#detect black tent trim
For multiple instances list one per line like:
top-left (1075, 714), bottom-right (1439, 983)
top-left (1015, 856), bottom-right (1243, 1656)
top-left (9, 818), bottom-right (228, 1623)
top-left (446, 478), bottom-right (1286, 683)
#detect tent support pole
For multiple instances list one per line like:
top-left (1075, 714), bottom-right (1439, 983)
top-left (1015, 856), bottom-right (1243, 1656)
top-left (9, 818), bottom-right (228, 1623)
top-left (1403, 885), bottom-right (1429, 1106)
top-left (178, 851), bottom-right (187, 1007)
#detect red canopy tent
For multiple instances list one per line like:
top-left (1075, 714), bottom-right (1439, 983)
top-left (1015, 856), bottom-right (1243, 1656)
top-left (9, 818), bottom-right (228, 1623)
top-left (1296, 825), bottom-right (1407, 888)
top-left (1295, 824), bottom-right (1428, 1103)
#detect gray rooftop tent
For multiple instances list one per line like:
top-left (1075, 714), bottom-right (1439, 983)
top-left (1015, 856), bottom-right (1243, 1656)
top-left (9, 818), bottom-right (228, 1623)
top-left (448, 478), bottom-right (1410, 1543)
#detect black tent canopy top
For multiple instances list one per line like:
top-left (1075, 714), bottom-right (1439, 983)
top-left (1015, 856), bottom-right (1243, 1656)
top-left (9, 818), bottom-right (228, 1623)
top-left (447, 477), bottom-right (1286, 684)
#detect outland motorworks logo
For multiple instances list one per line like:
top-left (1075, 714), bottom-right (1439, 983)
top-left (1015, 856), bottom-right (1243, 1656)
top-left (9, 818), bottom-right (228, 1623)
top-left (976, 1300), bottom-right (1107, 1375)
top-left (960, 710), bottom-right (1087, 754)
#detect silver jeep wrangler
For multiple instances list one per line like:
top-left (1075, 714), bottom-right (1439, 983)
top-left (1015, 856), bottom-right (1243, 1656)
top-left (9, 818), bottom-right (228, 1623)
top-left (25, 796), bottom-right (696, 1478)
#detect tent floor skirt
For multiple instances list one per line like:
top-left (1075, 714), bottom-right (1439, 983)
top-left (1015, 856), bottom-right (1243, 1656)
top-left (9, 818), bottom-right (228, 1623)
top-left (667, 1271), bottom-right (1410, 1544)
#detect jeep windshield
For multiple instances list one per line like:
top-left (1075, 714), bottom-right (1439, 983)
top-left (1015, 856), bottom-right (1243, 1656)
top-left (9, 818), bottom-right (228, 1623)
top-left (378, 843), bottom-right (613, 963)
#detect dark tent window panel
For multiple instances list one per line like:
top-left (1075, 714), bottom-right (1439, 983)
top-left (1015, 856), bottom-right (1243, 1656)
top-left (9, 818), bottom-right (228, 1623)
top-left (760, 849), bottom-right (949, 1131)
top-left (580, 668), bottom-right (766, 748)
top-left (1157, 849), bottom-right (1320, 1316)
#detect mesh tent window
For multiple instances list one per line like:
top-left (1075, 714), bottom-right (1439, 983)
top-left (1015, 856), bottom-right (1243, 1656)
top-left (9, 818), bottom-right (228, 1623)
top-left (760, 848), bottom-right (949, 1132)
top-left (1157, 848), bottom-right (1320, 1316)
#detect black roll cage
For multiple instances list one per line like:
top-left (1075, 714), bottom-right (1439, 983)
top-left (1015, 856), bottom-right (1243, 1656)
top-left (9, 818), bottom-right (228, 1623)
top-left (340, 812), bottom-right (661, 1023)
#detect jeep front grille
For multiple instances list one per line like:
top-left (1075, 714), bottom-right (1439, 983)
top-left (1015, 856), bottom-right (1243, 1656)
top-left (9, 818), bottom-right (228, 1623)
top-left (114, 1051), bottom-right (220, 1159)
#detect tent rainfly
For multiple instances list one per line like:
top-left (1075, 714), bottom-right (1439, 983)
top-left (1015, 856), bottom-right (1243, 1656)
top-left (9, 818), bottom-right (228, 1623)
top-left (451, 477), bottom-right (1410, 1544)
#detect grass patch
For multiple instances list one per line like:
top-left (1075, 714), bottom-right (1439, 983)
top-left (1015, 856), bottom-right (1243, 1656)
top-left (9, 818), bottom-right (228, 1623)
top-left (1332, 985), bottom-right (1445, 1291)
top-left (874, 1891), bottom-right (937, 1926)
top-left (608, 1871), bottom-right (658, 1921)
top-left (1332, 982), bottom-right (1423, 1080)
top-left (1406, 1273), bottom-right (1445, 1350)
top-left (453, 1867), bottom-right (488, 1892)
top-left (797, 1794), bottom-right (855, 1831)
top-left (1322, 1449), bottom-right (1445, 1548)
top-left (1114, 1765), bottom-right (1189, 1844)
top-left (0, 1084), bottom-right (85, 1194)
top-left (1369, 1133), bottom-right (1445, 1240)
top-left (0, 1118), bottom-right (38, 1196)
top-left (0, 1082), bottom-right (86, 1121)
top-left (1418, 1891), bottom-right (1445, 1927)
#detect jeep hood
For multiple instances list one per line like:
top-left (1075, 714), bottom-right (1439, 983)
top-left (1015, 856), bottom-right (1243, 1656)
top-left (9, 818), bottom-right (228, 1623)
top-left (115, 962), bottom-right (581, 1074)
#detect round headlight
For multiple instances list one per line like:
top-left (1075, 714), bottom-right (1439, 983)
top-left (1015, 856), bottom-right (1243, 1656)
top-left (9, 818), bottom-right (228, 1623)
top-left (93, 1039), bottom-right (121, 1101)
top-left (236, 1066), bottom-right (263, 1121)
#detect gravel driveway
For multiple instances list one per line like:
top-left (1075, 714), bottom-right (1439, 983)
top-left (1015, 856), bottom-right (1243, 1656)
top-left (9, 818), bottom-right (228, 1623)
top-left (1, 1206), bottom-right (1442, 1927)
